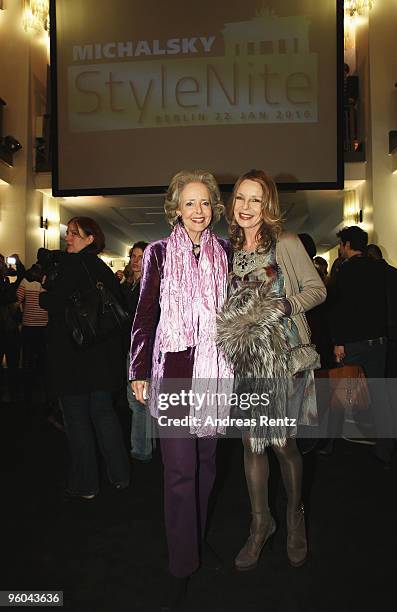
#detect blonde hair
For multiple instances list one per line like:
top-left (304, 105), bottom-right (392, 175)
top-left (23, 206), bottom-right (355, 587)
top-left (228, 169), bottom-right (283, 252)
top-left (164, 169), bottom-right (224, 226)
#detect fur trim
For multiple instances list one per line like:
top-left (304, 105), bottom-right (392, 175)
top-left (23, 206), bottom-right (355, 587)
top-left (216, 283), bottom-right (290, 450)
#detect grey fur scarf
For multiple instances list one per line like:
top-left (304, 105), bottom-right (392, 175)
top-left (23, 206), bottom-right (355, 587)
top-left (216, 282), bottom-right (290, 450)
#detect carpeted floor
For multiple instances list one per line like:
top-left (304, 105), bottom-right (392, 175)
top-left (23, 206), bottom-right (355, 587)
top-left (1, 401), bottom-right (396, 612)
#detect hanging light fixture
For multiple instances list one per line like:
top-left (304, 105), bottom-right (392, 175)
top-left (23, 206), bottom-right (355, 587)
top-left (344, 0), bottom-right (374, 18)
top-left (344, 1), bottom-right (374, 52)
top-left (23, 0), bottom-right (49, 33)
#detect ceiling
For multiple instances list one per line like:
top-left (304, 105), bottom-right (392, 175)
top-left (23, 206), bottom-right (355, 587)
top-left (59, 188), bottom-right (345, 256)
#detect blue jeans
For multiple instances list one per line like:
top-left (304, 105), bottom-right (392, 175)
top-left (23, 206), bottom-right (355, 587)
top-left (127, 383), bottom-right (153, 460)
top-left (61, 390), bottom-right (130, 495)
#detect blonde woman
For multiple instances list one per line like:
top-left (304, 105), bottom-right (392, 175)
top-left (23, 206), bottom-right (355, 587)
top-left (217, 170), bottom-right (326, 569)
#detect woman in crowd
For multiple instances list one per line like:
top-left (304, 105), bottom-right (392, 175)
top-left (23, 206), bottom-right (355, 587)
top-left (16, 264), bottom-right (48, 406)
top-left (39, 217), bottom-right (129, 500)
top-left (217, 170), bottom-right (326, 569)
top-left (117, 241), bottom-right (154, 462)
top-left (129, 170), bottom-right (231, 610)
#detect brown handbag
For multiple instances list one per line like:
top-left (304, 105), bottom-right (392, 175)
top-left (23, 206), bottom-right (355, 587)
top-left (315, 364), bottom-right (370, 411)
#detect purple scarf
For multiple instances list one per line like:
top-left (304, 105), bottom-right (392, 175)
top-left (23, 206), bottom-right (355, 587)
top-left (152, 223), bottom-right (232, 436)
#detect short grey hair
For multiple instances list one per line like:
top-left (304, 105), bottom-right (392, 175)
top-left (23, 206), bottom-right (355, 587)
top-left (164, 169), bottom-right (224, 226)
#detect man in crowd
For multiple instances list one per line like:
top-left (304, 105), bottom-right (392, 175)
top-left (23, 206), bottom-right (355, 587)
top-left (367, 243), bottom-right (397, 447)
top-left (331, 227), bottom-right (394, 467)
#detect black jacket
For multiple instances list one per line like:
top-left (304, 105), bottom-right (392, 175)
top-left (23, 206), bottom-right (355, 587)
top-left (377, 259), bottom-right (397, 341)
top-left (331, 255), bottom-right (388, 345)
top-left (120, 279), bottom-right (140, 325)
top-left (0, 278), bottom-right (19, 332)
top-left (39, 249), bottom-right (124, 396)
top-left (119, 279), bottom-right (140, 354)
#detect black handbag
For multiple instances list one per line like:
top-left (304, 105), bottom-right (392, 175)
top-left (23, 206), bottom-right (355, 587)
top-left (65, 261), bottom-right (129, 348)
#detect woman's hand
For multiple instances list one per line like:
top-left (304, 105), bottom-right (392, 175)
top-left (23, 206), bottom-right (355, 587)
top-left (334, 345), bottom-right (345, 364)
top-left (276, 298), bottom-right (292, 316)
top-left (131, 380), bottom-right (148, 405)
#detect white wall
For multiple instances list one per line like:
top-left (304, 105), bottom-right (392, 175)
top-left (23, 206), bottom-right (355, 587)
top-left (0, 1), bottom-right (49, 266)
top-left (367, 0), bottom-right (397, 265)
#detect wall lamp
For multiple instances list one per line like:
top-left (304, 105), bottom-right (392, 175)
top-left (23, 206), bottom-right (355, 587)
top-left (354, 210), bottom-right (363, 224)
top-left (0, 135), bottom-right (22, 166)
top-left (40, 216), bottom-right (48, 230)
top-left (1, 135), bottom-right (22, 154)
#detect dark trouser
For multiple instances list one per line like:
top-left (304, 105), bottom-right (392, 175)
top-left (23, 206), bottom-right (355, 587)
top-left (158, 347), bottom-right (216, 577)
top-left (386, 339), bottom-right (397, 441)
top-left (160, 436), bottom-right (217, 577)
top-left (60, 390), bottom-right (130, 495)
top-left (0, 328), bottom-right (21, 397)
top-left (337, 337), bottom-right (393, 460)
top-left (21, 326), bottom-right (47, 402)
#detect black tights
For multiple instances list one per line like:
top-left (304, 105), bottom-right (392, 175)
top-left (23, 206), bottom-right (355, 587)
top-left (242, 435), bottom-right (302, 522)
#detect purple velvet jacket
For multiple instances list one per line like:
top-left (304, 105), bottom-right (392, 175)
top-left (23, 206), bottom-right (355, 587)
top-left (129, 236), bottom-right (232, 382)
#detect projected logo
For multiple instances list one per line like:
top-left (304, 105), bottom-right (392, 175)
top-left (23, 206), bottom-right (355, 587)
top-left (68, 11), bottom-right (318, 131)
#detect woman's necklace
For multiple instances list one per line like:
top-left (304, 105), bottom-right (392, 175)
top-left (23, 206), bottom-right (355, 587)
top-left (191, 236), bottom-right (201, 253)
top-left (243, 243), bottom-right (257, 253)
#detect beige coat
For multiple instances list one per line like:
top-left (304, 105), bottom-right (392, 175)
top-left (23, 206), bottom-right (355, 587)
top-left (276, 232), bottom-right (327, 344)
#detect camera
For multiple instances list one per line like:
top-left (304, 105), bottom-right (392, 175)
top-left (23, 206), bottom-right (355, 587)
top-left (37, 248), bottom-right (63, 272)
top-left (5, 255), bottom-right (18, 278)
top-left (36, 248), bottom-right (66, 289)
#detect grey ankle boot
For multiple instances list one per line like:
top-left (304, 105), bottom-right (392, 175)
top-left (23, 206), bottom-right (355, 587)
top-left (235, 512), bottom-right (276, 571)
top-left (287, 502), bottom-right (307, 567)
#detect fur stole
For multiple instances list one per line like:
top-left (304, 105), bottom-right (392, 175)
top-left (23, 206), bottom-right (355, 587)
top-left (216, 282), bottom-right (290, 450)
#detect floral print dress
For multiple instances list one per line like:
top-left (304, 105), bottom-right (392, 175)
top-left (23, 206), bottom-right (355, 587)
top-left (231, 244), bottom-right (317, 444)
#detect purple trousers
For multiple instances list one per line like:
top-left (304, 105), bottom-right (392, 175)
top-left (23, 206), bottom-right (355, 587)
top-left (160, 435), bottom-right (217, 577)
top-left (157, 347), bottom-right (218, 577)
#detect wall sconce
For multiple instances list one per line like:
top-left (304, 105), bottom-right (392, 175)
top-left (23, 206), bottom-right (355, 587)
top-left (0, 135), bottom-right (22, 166)
top-left (1, 135), bottom-right (22, 154)
top-left (40, 216), bottom-right (48, 230)
top-left (23, 0), bottom-right (49, 33)
top-left (354, 210), bottom-right (363, 224)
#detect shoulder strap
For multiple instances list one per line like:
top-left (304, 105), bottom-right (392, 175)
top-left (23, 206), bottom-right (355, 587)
top-left (81, 259), bottom-right (96, 288)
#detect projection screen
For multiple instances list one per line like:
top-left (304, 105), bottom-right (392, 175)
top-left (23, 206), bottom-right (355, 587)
top-left (50, 0), bottom-right (343, 195)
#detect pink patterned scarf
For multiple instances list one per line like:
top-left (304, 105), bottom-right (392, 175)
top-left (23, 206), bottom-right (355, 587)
top-left (157, 223), bottom-right (232, 436)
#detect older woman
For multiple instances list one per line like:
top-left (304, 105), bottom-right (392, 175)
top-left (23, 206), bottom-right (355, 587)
top-left (129, 170), bottom-right (231, 610)
top-left (217, 170), bottom-right (326, 570)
